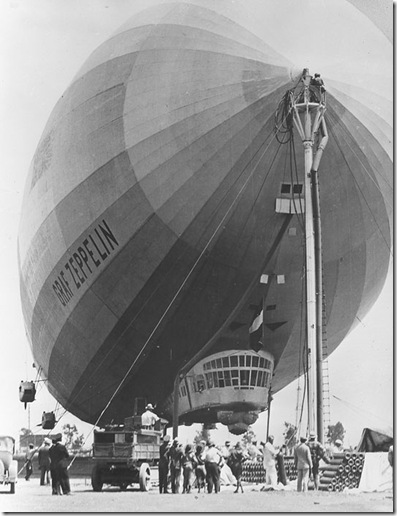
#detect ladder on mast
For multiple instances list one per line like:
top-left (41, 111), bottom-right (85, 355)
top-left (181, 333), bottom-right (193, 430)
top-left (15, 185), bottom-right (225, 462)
top-left (321, 289), bottom-right (331, 438)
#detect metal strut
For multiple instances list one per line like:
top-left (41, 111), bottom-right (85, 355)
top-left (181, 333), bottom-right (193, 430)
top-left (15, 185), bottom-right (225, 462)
top-left (312, 117), bottom-right (328, 443)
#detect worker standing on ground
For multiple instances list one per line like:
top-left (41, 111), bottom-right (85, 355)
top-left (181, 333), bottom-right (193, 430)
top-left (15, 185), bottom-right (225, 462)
top-left (220, 440), bottom-right (231, 460)
top-left (294, 436), bottom-right (313, 492)
top-left (227, 442), bottom-right (248, 493)
top-left (49, 434), bottom-right (71, 495)
top-left (181, 444), bottom-right (197, 493)
top-left (220, 440), bottom-right (235, 486)
top-left (25, 443), bottom-right (36, 481)
top-left (333, 439), bottom-right (344, 454)
top-left (307, 431), bottom-right (330, 490)
top-left (204, 440), bottom-right (223, 493)
top-left (168, 438), bottom-right (184, 493)
top-left (159, 435), bottom-right (171, 494)
top-left (194, 441), bottom-right (206, 492)
top-left (262, 435), bottom-right (279, 488)
top-left (38, 438), bottom-right (51, 485)
top-left (247, 440), bottom-right (262, 461)
top-left (141, 403), bottom-right (160, 428)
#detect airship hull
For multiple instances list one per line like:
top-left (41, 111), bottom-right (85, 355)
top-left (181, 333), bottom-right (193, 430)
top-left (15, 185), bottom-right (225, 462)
top-left (18, 2), bottom-right (392, 427)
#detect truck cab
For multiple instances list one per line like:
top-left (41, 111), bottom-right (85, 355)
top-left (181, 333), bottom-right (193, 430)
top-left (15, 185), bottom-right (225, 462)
top-left (91, 417), bottom-right (165, 492)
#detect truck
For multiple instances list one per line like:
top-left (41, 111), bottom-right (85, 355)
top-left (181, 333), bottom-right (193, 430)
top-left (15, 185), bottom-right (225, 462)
top-left (0, 436), bottom-right (18, 494)
top-left (91, 416), bottom-right (164, 492)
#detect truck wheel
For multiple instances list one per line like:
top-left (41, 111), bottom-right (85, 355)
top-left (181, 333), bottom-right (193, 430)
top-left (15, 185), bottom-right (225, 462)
top-left (139, 463), bottom-right (151, 492)
top-left (91, 465), bottom-right (103, 492)
top-left (10, 482), bottom-right (15, 494)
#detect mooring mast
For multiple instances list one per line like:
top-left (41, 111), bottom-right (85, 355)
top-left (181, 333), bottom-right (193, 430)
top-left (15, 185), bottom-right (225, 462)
top-left (290, 69), bottom-right (329, 442)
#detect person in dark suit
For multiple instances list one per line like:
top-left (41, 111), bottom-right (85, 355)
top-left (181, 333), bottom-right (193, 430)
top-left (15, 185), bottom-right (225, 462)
top-left (194, 442), bottom-right (206, 493)
top-left (38, 438), bottom-right (51, 485)
top-left (168, 438), bottom-right (184, 493)
top-left (49, 434), bottom-right (71, 495)
top-left (159, 435), bottom-right (171, 493)
top-left (294, 436), bottom-right (313, 492)
top-left (227, 442), bottom-right (249, 493)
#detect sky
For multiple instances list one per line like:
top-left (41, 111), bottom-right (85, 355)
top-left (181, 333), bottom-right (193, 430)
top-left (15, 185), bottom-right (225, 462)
top-left (0, 0), bottom-right (393, 452)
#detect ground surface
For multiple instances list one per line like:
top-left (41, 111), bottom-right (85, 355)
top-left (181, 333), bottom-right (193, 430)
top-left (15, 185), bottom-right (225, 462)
top-left (0, 478), bottom-right (393, 513)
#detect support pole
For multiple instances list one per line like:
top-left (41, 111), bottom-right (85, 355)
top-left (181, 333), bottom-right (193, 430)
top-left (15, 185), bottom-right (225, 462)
top-left (312, 167), bottom-right (323, 443)
top-left (312, 118), bottom-right (328, 443)
top-left (266, 389), bottom-right (272, 440)
top-left (304, 139), bottom-right (317, 435)
top-left (172, 374), bottom-right (181, 439)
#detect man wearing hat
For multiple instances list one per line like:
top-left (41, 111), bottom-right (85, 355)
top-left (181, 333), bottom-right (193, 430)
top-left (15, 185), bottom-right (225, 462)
top-left (204, 440), bottom-right (223, 493)
top-left (307, 431), bottom-right (329, 490)
top-left (227, 442), bottom-right (248, 493)
top-left (49, 434), bottom-right (71, 495)
top-left (262, 435), bottom-right (279, 488)
top-left (24, 443), bottom-right (36, 481)
top-left (294, 436), bottom-right (313, 492)
top-left (334, 439), bottom-right (343, 451)
top-left (38, 438), bottom-right (51, 485)
top-left (141, 403), bottom-right (160, 429)
top-left (168, 438), bottom-right (184, 493)
top-left (220, 441), bottom-right (235, 486)
top-left (220, 440), bottom-right (231, 460)
top-left (159, 434), bottom-right (171, 494)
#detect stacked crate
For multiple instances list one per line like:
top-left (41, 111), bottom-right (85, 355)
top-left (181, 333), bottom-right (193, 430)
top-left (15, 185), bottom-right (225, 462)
top-left (319, 452), bottom-right (365, 491)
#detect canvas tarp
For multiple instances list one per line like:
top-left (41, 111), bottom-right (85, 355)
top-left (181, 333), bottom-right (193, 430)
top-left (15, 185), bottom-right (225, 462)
top-left (356, 427), bottom-right (393, 452)
top-left (358, 452), bottom-right (392, 492)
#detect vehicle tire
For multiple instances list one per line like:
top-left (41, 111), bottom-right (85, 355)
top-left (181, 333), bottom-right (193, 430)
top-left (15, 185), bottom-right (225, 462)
top-left (119, 482), bottom-right (129, 491)
top-left (10, 482), bottom-right (15, 494)
top-left (91, 465), bottom-right (103, 492)
top-left (139, 463), bottom-right (151, 492)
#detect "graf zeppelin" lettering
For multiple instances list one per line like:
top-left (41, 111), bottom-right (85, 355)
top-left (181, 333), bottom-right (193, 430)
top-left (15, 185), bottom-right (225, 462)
top-left (52, 219), bottom-right (119, 307)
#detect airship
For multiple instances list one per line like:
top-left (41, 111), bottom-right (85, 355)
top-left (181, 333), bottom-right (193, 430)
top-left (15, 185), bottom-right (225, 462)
top-left (18, 1), bottom-right (392, 435)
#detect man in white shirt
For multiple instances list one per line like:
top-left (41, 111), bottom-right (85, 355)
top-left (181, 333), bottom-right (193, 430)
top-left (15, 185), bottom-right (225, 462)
top-left (220, 441), bottom-right (236, 486)
top-left (248, 440), bottom-right (263, 461)
top-left (141, 403), bottom-right (160, 428)
top-left (204, 441), bottom-right (223, 493)
top-left (262, 435), bottom-right (279, 487)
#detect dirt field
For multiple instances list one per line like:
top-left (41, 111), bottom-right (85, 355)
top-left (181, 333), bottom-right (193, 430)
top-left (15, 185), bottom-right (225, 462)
top-left (0, 478), bottom-right (393, 513)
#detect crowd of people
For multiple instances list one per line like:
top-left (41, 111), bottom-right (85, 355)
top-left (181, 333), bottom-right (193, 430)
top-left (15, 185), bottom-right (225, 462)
top-left (23, 404), bottom-right (354, 497)
top-left (157, 430), bottom-right (352, 495)
top-left (158, 436), bottom-right (252, 494)
top-left (24, 433), bottom-right (71, 495)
